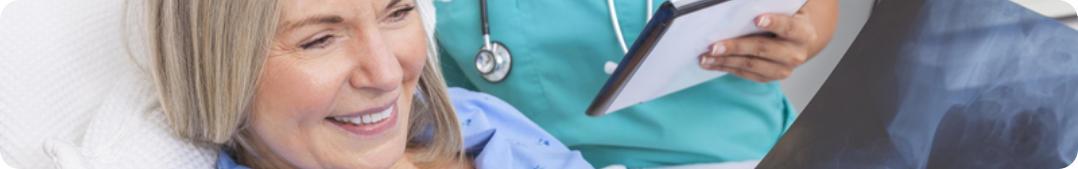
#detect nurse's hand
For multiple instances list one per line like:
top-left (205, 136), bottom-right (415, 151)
top-left (697, 12), bottom-right (828, 83)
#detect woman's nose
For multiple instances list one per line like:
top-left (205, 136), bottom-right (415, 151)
top-left (348, 34), bottom-right (402, 93)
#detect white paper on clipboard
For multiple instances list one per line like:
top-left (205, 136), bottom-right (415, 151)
top-left (602, 0), bottom-right (807, 115)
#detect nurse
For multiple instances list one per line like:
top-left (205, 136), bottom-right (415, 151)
top-left (435, 0), bottom-right (837, 168)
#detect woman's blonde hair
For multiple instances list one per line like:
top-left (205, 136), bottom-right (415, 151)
top-left (142, 0), bottom-right (462, 167)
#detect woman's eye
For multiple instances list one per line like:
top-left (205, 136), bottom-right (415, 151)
top-left (384, 6), bottom-right (415, 22)
top-left (300, 35), bottom-right (335, 49)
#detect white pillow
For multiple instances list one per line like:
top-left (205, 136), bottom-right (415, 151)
top-left (0, 0), bottom-right (215, 168)
top-left (0, 150), bottom-right (11, 169)
top-left (42, 71), bottom-right (217, 169)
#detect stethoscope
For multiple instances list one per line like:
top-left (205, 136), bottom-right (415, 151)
top-left (474, 0), bottom-right (512, 83)
top-left (473, 0), bottom-right (653, 83)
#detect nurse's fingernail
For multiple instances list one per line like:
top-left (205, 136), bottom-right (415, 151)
top-left (757, 16), bottom-right (771, 27)
top-left (701, 56), bottom-right (714, 65)
top-left (710, 43), bottom-right (726, 56)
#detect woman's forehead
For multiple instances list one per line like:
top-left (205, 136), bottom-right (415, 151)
top-left (278, 0), bottom-right (406, 20)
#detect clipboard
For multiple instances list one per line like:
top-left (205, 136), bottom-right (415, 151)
top-left (586, 0), bottom-right (807, 117)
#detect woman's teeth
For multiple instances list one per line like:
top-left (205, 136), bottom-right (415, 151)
top-left (331, 106), bottom-right (393, 125)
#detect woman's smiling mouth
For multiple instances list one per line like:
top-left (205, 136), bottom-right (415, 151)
top-left (326, 98), bottom-right (399, 136)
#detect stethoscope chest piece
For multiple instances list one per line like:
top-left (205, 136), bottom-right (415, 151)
top-left (475, 41), bottom-right (512, 83)
top-left (474, 0), bottom-right (512, 83)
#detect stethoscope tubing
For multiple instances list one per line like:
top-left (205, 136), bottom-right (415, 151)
top-left (480, 0), bottom-right (492, 47)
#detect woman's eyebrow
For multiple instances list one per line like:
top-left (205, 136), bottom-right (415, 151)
top-left (282, 15), bottom-right (344, 32)
top-left (385, 0), bottom-right (402, 9)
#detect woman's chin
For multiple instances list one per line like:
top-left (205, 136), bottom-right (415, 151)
top-left (313, 124), bottom-right (408, 169)
top-left (316, 107), bottom-right (411, 168)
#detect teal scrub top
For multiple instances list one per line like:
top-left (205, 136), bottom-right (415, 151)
top-left (433, 0), bottom-right (798, 168)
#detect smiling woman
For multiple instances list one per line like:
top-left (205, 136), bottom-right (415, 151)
top-left (144, 0), bottom-right (592, 168)
top-left (146, 0), bottom-right (464, 168)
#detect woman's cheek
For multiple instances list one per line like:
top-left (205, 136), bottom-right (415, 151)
top-left (399, 49), bottom-right (425, 82)
top-left (257, 56), bottom-right (342, 118)
top-left (393, 24), bottom-right (428, 82)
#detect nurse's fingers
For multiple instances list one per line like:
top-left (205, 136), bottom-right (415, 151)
top-left (705, 64), bottom-right (774, 83)
top-left (755, 13), bottom-right (818, 44)
top-left (699, 54), bottom-right (791, 82)
top-left (709, 36), bottom-right (808, 67)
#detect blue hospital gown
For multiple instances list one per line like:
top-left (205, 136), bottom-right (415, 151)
top-left (217, 88), bottom-right (593, 169)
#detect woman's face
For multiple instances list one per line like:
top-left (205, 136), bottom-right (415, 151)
top-left (248, 0), bottom-right (426, 168)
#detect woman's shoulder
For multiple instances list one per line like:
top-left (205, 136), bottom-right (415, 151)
top-left (216, 150), bottom-right (250, 169)
top-left (446, 87), bottom-right (560, 142)
top-left (446, 87), bottom-right (531, 124)
top-left (446, 87), bottom-right (547, 142)
top-left (446, 87), bottom-right (594, 169)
